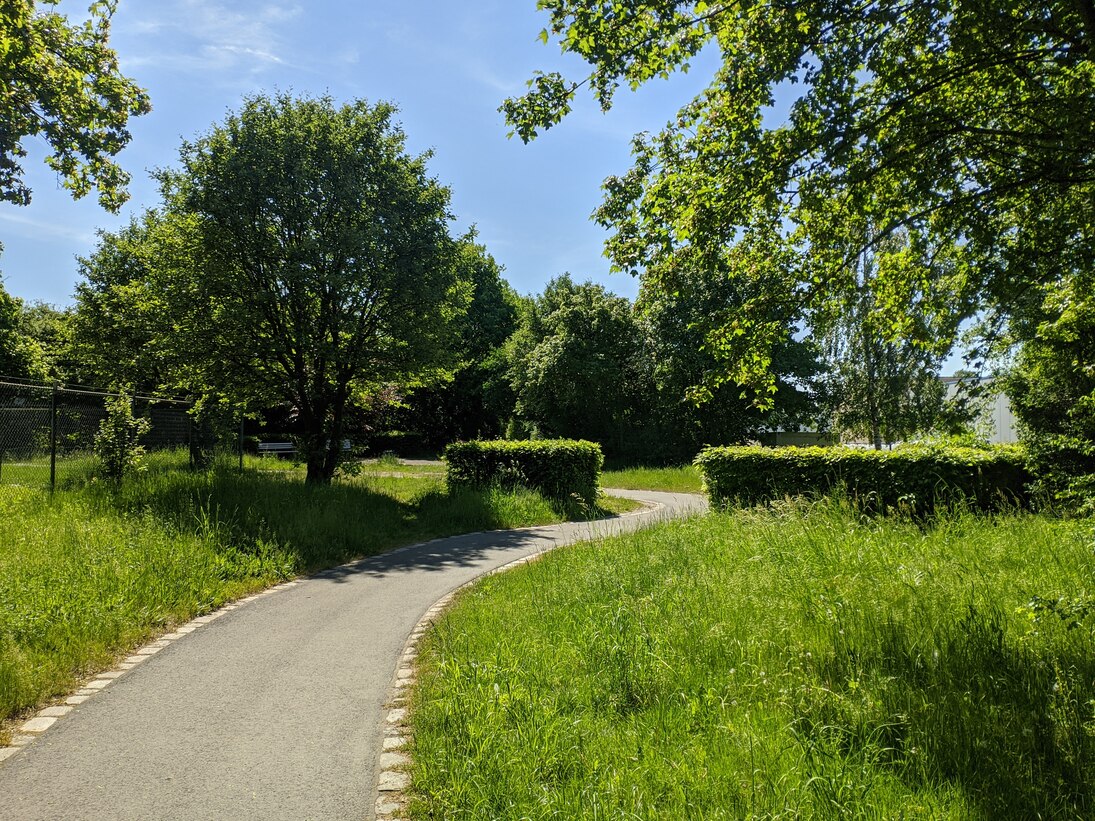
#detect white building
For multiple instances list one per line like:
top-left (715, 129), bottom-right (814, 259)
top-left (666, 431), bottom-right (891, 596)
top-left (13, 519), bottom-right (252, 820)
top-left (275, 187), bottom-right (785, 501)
top-left (941, 376), bottom-right (1018, 444)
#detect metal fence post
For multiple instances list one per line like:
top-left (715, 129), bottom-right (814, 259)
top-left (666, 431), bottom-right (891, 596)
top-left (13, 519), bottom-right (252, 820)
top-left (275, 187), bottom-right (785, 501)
top-left (239, 415), bottom-right (245, 472)
top-left (49, 385), bottom-right (57, 492)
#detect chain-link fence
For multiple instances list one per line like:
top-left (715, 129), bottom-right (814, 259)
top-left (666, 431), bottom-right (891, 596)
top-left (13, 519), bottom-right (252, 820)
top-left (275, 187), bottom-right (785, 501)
top-left (0, 379), bottom-right (198, 490)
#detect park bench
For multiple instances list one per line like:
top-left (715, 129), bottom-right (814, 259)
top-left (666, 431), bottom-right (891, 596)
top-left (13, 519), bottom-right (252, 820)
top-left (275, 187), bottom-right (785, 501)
top-left (257, 442), bottom-right (296, 458)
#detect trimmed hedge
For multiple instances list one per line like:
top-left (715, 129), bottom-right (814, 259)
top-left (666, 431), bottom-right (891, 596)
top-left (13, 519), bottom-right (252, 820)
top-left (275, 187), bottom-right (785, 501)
top-left (695, 444), bottom-right (1032, 512)
top-left (444, 439), bottom-right (603, 505)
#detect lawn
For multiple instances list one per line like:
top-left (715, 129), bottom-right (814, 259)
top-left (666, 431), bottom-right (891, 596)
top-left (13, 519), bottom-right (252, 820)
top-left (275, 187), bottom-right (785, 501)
top-left (0, 453), bottom-right (633, 738)
top-left (409, 501), bottom-right (1095, 819)
top-left (600, 464), bottom-right (703, 494)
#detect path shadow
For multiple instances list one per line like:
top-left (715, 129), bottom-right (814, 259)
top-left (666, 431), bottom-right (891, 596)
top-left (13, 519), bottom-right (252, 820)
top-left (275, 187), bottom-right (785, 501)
top-left (308, 525), bottom-right (563, 584)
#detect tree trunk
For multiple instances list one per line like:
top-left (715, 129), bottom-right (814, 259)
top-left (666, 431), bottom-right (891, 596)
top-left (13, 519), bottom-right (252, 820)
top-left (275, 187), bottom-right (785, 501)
top-left (302, 396), bottom-right (347, 485)
top-left (304, 433), bottom-right (331, 484)
top-left (301, 404), bottom-right (333, 484)
top-left (321, 398), bottom-right (347, 481)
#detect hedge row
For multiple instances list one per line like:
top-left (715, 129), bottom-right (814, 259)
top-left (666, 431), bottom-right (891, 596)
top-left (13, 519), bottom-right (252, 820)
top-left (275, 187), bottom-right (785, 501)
top-left (444, 439), bottom-right (603, 505)
top-left (694, 444), bottom-right (1032, 512)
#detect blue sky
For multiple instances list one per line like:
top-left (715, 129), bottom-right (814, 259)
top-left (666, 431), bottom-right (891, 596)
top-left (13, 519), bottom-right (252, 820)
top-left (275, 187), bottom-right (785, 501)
top-left (1, 0), bottom-right (721, 308)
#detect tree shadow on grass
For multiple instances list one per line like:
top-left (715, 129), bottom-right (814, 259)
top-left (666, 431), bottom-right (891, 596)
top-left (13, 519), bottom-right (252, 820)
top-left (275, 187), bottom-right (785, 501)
top-left (93, 467), bottom-right (596, 577)
top-left (797, 605), bottom-right (1095, 818)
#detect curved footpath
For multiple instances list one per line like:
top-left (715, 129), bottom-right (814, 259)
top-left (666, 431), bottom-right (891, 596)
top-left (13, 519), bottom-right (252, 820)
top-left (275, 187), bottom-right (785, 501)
top-left (0, 489), bottom-right (706, 821)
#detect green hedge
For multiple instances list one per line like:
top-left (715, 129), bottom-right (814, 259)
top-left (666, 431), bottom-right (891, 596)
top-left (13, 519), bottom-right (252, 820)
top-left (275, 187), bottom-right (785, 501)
top-left (694, 444), bottom-right (1032, 512)
top-left (445, 440), bottom-right (603, 505)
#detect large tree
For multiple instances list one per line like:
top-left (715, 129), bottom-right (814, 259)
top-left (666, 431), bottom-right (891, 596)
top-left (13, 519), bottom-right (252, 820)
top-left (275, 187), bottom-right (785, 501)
top-left (504, 1), bottom-right (1095, 399)
top-left (505, 275), bottom-right (648, 452)
top-left (0, 0), bottom-right (150, 211)
top-left (77, 93), bottom-right (467, 483)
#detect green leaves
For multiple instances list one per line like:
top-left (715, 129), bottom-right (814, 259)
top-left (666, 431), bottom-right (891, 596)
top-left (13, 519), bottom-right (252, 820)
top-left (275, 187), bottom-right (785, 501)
top-left (75, 93), bottom-right (467, 483)
top-left (506, 0), bottom-right (1095, 400)
top-left (501, 72), bottom-right (576, 142)
top-left (445, 438), bottom-right (603, 505)
top-left (0, 0), bottom-right (150, 211)
top-left (695, 443), bottom-right (1032, 513)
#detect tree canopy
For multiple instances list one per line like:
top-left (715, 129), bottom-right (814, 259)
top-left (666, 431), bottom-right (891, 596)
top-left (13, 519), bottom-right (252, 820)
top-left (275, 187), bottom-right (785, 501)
top-left (505, 1), bottom-right (1095, 398)
top-left (505, 275), bottom-right (647, 448)
top-left (0, 0), bottom-right (150, 211)
top-left (400, 237), bottom-right (520, 448)
top-left (76, 93), bottom-right (467, 482)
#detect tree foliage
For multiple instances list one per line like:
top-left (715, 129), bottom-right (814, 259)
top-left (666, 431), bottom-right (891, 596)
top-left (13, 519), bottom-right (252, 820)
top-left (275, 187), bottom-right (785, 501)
top-left (814, 230), bottom-right (951, 448)
top-left (75, 93), bottom-right (467, 483)
top-left (0, 279), bottom-right (38, 379)
top-left (505, 275), bottom-right (647, 450)
top-left (1006, 271), bottom-right (1095, 511)
top-left (0, 0), bottom-right (150, 211)
top-left (72, 211), bottom-right (194, 393)
top-left (637, 264), bottom-right (820, 460)
top-left (505, 1), bottom-right (1095, 398)
top-left (399, 237), bottom-right (520, 448)
top-left (0, 278), bottom-right (69, 381)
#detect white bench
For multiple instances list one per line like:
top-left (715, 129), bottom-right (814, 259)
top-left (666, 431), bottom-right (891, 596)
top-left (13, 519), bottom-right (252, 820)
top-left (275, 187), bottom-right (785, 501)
top-left (257, 442), bottom-right (296, 458)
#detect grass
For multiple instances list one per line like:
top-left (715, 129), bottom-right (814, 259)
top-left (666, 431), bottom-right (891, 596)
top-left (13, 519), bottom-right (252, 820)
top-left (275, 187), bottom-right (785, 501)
top-left (0, 451), bottom-right (634, 736)
top-left (0, 451), bottom-right (98, 488)
top-left (600, 464), bottom-right (703, 493)
top-left (409, 500), bottom-right (1095, 819)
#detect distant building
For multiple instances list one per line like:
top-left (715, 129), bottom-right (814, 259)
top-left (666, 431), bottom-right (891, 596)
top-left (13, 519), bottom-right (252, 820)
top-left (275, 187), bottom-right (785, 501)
top-left (941, 375), bottom-right (1018, 444)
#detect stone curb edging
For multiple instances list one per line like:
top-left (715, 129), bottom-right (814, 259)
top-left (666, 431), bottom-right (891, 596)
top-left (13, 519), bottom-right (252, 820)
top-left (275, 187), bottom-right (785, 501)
top-left (373, 499), bottom-right (660, 821)
top-left (0, 514), bottom-right (586, 765)
top-left (0, 492), bottom-right (668, 818)
top-left (0, 580), bottom-right (301, 765)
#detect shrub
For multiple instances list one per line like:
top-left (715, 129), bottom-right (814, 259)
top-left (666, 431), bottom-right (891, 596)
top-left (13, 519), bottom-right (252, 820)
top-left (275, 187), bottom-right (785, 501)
top-left (694, 443), bottom-right (1031, 512)
top-left (445, 439), bottom-right (603, 506)
top-left (94, 392), bottom-right (152, 482)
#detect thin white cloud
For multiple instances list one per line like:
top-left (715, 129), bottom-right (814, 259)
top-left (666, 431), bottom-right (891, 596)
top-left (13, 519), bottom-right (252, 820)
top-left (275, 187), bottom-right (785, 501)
top-left (117, 1), bottom-right (302, 79)
top-left (0, 210), bottom-right (97, 244)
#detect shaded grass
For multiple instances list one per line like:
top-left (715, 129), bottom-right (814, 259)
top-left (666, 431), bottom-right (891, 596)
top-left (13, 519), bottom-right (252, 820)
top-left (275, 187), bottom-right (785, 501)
top-left (601, 464), bottom-right (703, 493)
top-left (409, 501), bottom-right (1095, 819)
top-left (0, 457), bottom-right (630, 732)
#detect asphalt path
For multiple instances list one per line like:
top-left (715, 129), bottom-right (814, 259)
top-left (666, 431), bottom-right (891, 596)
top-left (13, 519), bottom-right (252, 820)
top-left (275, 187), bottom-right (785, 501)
top-left (0, 489), bottom-right (706, 821)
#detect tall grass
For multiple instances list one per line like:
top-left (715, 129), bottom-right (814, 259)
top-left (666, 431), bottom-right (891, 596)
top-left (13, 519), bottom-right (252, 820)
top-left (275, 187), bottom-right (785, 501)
top-left (410, 501), bottom-right (1095, 819)
top-left (0, 458), bottom-right (618, 732)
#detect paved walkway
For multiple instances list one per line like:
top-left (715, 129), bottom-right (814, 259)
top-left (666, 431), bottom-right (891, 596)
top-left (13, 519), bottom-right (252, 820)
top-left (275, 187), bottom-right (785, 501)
top-left (0, 489), bottom-right (705, 821)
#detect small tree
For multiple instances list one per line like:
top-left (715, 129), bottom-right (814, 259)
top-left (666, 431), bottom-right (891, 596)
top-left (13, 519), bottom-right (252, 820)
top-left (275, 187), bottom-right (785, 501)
top-left (94, 392), bottom-right (150, 482)
top-left (814, 230), bottom-right (953, 448)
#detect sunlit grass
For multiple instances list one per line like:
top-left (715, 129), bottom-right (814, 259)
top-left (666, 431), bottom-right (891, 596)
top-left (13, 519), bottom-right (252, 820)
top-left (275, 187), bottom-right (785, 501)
top-left (601, 464), bottom-right (703, 493)
top-left (409, 500), bottom-right (1095, 819)
top-left (0, 456), bottom-right (634, 732)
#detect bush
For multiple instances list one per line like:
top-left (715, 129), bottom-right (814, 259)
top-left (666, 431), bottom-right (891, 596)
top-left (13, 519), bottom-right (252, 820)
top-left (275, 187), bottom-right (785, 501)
top-left (94, 393), bottom-right (151, 482)
top-left (695, 444), bottom-right (1031, 512)
top-left (445, 439), bottom-right (603, 506)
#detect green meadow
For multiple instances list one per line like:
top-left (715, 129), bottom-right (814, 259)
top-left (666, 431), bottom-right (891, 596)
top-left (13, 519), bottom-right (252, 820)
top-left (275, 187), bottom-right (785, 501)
top-left (410, 500), bottom-right (1095, 819)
